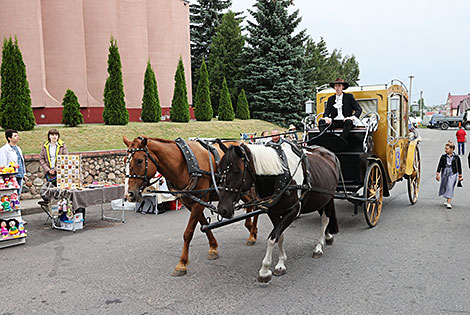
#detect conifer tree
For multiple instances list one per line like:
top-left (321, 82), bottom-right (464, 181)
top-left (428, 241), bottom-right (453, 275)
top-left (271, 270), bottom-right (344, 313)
top-left (170, 57), bottom-right (190, 122)
top-left (240, 0), bottom-right (308, 127)
top-left (61, 89), bottom-right (84, 127)
top-left (217, 78), bottom-right (234, 121)
top-left (208, 11), bottom-right (244, 116)
top-left (190, 0), bottom-right (232, 95)
top-left (194, 58), bottom-right (212, 121)
top-left (103, 37), bottom-right (128, 125)
top-left (0, 37), bottom-right (36, 131)
top-left (0, 37), bottom-right (36, 130)
top-left (236, 89), bottom-right (250, 120)
top-left (141, 61), bottom-right (161, 122)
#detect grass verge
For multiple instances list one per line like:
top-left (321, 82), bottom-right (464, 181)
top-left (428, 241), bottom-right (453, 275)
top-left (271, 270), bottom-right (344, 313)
top-left (16, 119), bottom-right (284, 154)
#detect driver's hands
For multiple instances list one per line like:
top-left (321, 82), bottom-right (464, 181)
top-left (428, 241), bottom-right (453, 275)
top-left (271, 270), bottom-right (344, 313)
top-left (344, 116), bottom-right (354, 121)
top-left (436, 172), bottom-right (440, 181)
top-left (324, 117), bottom-right (332, 124)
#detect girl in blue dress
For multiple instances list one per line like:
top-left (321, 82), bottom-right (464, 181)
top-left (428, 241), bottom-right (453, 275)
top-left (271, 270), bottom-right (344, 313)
top-left (436, 141), bottom-right (463, 209)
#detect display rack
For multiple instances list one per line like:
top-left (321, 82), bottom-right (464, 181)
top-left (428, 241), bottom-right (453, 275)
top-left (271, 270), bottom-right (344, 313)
top-left (0, 172), bottom-right (26, 249)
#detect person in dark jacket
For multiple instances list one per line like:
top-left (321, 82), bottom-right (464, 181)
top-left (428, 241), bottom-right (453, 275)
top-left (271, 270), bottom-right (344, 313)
top-left (436, 140), bottom-right (463, 209)
top-left (318, 78), bottom-right (362, 141)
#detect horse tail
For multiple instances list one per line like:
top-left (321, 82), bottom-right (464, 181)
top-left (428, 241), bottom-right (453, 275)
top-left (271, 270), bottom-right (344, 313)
top-left (325, 199), bottom-right (339, 234)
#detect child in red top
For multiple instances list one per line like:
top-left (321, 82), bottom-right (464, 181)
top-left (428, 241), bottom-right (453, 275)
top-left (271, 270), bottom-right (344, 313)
top-left (456, 126), bottom-right (467, 155)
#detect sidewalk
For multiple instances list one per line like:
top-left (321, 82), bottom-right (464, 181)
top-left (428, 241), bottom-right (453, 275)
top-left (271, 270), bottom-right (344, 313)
top-left (20, 198), bottom-right (43, 215)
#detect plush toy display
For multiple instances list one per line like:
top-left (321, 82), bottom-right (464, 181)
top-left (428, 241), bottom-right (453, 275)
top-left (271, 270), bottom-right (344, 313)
top-left (0, 220), bottom-right (8, 239)
top-left (1, 201), bottom-right (11, 212)
top-left (8, 219), bottom-right (19, 238)
top-left (18, 222), bottom-right (26, 237)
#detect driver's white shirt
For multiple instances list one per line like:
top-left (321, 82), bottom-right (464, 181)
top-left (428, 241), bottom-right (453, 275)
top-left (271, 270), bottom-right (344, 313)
top-left (333, 94), bottom-right (344, 120)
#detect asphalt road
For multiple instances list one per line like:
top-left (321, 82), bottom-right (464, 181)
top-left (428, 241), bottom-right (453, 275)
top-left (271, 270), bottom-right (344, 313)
top-left (2, 128), bottom-right (470, 315)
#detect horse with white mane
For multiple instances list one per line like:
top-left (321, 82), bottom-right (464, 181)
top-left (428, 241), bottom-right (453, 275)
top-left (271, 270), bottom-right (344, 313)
top-left (217, 142), bottom-right (340, 282)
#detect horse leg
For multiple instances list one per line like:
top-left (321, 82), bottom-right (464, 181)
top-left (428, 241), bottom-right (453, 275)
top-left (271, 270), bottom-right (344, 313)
top-left (242, 194), bottom-right (258, 246)
top-left (273, 233), bottom-right (287, 276)
top-left (244, 207), bottom-right (258, 246)
top-left (312, 211), bottom-right (329, 258)
top-left (171, 205), bottom-right (203, 277)
top-left (258, 207), bottom-right (297, 282)
top-left (198, 215), bottom-right (219, 260)
top-left (258, 237), bottom-right (275, 283)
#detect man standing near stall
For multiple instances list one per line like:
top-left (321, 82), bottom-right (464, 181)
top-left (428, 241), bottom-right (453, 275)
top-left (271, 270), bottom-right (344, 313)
top-left (0, 130), bottom-right (26, 224)
top-left (0, 129), bottom-right (25, 197)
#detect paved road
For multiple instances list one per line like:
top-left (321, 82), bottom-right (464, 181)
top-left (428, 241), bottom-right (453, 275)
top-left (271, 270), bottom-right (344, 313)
top-left (2, 128), bottom-right (470, 314)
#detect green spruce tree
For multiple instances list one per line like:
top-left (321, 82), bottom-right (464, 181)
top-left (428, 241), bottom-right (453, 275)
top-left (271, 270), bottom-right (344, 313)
top-left (0, 37), bottom-right (36, 130)
top-left (217, 78), bottom-right (234, 121)
top-left (194, 58), bottom-right (212, 121)
top-left (235, 89), bottom-right (250, 120)
top-left (240, 0), bottom-right (308, 127)
top-left (303, 37), bottom-right (330, 95)
top-left (190, 0), bottom-right (232, 96)
top-left (208, 11), bottom-right (244, 116)
top-left (61, 89), bottom-right (84, 127)
top-left (141, 61), bottom-right (161, 122)
top-left (170, 57), bottom-right (190, 122)
top-left (103, 37), bottom-right (128, 125)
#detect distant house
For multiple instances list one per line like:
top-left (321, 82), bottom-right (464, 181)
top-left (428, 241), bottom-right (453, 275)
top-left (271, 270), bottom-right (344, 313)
top-left (445, 93), bottom-right (470, 116)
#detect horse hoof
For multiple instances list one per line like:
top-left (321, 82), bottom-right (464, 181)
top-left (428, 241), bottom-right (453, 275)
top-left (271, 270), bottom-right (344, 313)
top-left (325, 238), bottom-right (334, 245)
top-left (171, 269), bottom-right (187, 277)
top-left (257, 275), bottom-right (272, 283)
top-left (246, 239), bottom-right (256, 246)
top-left (312, 251), bottom-right (323, 259)
top-left (207, 252), bottom-right (219, 260)
top-left (273, 269), bottom-right (286, 276)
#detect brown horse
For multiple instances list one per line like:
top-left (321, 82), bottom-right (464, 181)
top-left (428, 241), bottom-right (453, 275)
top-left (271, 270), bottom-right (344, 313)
top-left (123, 136), bottom-right (258, 276)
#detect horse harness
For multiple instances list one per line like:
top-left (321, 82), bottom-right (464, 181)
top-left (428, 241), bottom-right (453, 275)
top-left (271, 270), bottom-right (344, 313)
top-left (221, 142), bottom-right (334, 212)
top-left (126, 137), bottom-right (221, 211)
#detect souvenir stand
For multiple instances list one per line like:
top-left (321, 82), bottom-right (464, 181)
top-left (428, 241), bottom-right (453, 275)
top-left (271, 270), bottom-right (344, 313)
top-left (0, 163), bottom-right (27, 249)
top-left (47, 154), bottom-right (84, 232)
top-left (41, 155), bottom-right (125, 232)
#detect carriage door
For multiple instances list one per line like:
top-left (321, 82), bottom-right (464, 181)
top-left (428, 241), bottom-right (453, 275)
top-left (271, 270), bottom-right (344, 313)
top-left (387, 94), bottom-right (403, 181)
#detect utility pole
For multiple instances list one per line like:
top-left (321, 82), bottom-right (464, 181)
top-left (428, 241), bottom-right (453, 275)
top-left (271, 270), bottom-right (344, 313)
top-left (408, 75), bottom-right (414, 109)
top-left (420, 90), bottom-right (423, 119)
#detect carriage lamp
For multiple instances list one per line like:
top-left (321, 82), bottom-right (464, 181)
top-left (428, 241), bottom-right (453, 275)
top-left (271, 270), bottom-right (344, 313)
top-left (305, 99), bottom-right (314, 114)
top-left (411, 102), bottom-right (419, 113)
top-left (390, 95), bottom-right (400, 112)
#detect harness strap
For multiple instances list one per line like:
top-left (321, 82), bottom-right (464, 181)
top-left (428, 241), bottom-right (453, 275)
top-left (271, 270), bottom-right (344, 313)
top-left (266, 142), bottom-right (291, 195)
top-left (196, 138), bottom-right (221, 165)
top-left (175, 137), bottom-right (203, 177)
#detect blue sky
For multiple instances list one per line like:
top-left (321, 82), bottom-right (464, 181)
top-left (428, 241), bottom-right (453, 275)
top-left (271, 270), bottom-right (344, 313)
top-left (192, 0), bottom-right (469, 106)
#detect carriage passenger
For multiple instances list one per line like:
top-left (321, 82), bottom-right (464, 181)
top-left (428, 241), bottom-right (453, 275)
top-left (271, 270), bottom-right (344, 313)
top-left (257, 130), bottom-right (270, 145)
top-left (436, 140), bottom-right (463, 209)
top-left (318, 78), bottom-right (362, 141)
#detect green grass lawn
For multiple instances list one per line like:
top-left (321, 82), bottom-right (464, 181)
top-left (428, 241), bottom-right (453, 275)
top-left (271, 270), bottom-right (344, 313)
top-left (16, 119), bottom-right (285, 155)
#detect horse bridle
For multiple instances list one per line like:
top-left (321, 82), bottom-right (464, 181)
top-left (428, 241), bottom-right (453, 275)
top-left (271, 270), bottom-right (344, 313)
top-left (125, 137), bottom-right (160, 192)
top-left (219, 146), bottom-right (256, 202)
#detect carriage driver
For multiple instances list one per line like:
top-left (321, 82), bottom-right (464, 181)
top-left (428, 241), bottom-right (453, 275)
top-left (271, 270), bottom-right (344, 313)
top-left (318, 78), bottom-right (362, 141)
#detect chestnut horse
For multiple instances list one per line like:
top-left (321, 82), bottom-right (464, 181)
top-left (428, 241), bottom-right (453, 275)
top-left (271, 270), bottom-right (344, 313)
top-left (123, 136), bottom-right (258, 276)
top-left (217, 142), bottom-right (340, 282)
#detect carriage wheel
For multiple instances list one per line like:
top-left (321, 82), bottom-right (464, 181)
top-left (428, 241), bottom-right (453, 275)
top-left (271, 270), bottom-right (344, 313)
top-left (407, 146), bottom-right (421, 204)
top-left (363, 162), bottom-right (384, 228)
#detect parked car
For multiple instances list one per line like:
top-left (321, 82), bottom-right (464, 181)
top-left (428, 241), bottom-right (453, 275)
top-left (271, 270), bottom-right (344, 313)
top-left (427, 114), bottom-right (446, 129)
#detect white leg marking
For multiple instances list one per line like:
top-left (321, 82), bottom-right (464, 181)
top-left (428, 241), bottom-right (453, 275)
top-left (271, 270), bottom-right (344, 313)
top-left (313, 212), bottom-right (329, 256)
top-left (259, 238), bottom-right (275, 279)
top-left (274, 234), bottom-right (287, 274)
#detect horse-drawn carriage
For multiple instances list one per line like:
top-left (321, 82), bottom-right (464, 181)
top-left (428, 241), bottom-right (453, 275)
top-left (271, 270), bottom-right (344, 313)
top-left (304, 80), bottom-right (421, 227)
top-left (122, 80), bottom-right (421, 281)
